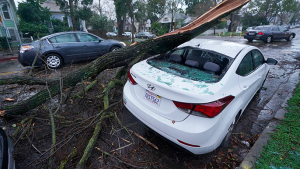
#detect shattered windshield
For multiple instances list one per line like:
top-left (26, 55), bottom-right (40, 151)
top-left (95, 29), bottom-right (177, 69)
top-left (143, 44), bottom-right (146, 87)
top-left (147, 48), bottom-right (232, 82)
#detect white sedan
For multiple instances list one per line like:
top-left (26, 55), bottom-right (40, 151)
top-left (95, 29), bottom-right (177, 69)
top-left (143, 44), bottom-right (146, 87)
top-left (123, 39), bottom-right (277, 154)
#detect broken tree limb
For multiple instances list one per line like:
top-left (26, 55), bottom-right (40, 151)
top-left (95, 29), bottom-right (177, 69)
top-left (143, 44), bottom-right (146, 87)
top-left (0, 76), bottom-right (58, 86)
top-left (14, 119), bottom-right (33, 146)
top-left (74, 79), bottom-right (99, 98)
top-left (95, 147), bottom-right (143, 168)
top-left (76, 113), bottom-right (114, 169)
top-left (58, 147), bottom-right (77, 169)
top-left (0, 0), bottom-right (250, 118)
top-left (128, 129), bottom-right (158, 150)
top-left (13, 117), bottom-right (30, 137)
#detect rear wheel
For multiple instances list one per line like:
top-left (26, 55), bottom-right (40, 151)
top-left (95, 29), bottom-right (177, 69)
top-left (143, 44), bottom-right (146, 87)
top-left (220, 113), bottom-right (239, 147)
top-left (46, 54), bottom-right (62, 69)
top-left (265, 36), bottom-right (272, 43)
top-left (247, 39), bottom-right (253, 42)
top-left (287, 35), bottom-right (293, 41)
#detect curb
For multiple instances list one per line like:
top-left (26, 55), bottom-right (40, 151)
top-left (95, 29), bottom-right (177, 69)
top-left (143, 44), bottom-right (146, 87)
top-left (0, 56), bottom-right (18, 62)
top-left (237, 93), bottom-right (292, 169)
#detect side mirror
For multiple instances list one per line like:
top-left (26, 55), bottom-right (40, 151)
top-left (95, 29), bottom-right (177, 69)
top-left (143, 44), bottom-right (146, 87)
top-left (266, 58), bottom-right (278, 65)
top-left (99, 39), bottom-right (102, 42)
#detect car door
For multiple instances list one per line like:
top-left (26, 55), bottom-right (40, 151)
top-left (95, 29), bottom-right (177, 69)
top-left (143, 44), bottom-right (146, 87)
top-left (279, 26), bottom-right (289, 39)
top-left (76, 33), bottom-right (104, 60)
top-left (271, 26), bottom-right (281, 40)
top-left (237, 51), bottom-right (266, 107)
top-left (49, 33), bottom-right (82, 63)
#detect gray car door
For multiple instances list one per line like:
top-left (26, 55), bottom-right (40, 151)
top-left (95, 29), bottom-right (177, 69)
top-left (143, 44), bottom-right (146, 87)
top-left (49, 33), bottom-right (82, 63)
top-left (76, 33), bottom-right (105, 60)
top-left (271, 27), bottom-right (281, 39)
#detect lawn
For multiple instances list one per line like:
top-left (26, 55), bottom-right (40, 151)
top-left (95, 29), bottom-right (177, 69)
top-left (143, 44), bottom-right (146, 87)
top-left (254, 74), bottom-right (300, 168)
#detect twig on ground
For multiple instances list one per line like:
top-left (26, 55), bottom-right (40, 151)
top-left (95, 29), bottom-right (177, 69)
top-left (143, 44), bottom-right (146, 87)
top-left (57, 147), bottom-right (77, 169)
top-left (128, 129), bottom-right (158, 150)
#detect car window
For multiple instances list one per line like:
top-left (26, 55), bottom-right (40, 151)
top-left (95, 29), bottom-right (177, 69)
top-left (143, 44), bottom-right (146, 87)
top-left (252, 50), bottom-right (264, 69)
top-left (76, 33), bottom-right (99, 42)
top-left (50, 34), bottom-right (77, 43)
top-left (253, 27), bottom-right (269, 31)
top-left (271, 27), bottom-right (279, 31)
top-left (172, 49), bottom-right (185, 56)
top-left (236, 52), bottom-right (253, 76)
top-left (279, 26), bottom-right (286, 31)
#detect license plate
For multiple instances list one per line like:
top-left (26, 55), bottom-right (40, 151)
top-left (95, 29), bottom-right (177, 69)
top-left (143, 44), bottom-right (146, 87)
top-left (249, 33), bottom-right (255, 35)
top-left (144, 90), bottom-right (161, 107)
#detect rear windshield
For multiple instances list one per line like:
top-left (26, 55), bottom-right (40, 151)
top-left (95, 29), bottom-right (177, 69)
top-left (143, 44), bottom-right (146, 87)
top-left (147, 48), bottom-right (233, 83)
top-left (253, 27), bottom-right (270, 31)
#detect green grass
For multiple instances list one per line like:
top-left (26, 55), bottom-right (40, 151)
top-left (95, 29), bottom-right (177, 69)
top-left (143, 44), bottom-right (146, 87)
top-left (217, 31), bottom-right (246, 37)
top-left (254, 78), bottom-right (300, 169)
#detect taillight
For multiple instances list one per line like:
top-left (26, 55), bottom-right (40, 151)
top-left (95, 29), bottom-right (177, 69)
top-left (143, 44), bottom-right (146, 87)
top-left (245, 31), bottom-right (247, 34)
top-left (258, 32), bottom-right (264, 35)
top-left (173, 96), bottom-right (235, 117)
top-left (128, 69), bottom-right (137, 85)
top-left (20, 45), bottom-right (34, 53)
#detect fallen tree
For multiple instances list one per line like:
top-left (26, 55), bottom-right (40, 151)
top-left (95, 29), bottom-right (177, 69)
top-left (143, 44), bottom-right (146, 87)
top-left (0, 0), bottom-right (250, 118)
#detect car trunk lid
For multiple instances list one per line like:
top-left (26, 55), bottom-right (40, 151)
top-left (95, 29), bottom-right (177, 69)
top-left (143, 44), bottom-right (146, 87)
top-left (129, 60), bottom-right (224, 121)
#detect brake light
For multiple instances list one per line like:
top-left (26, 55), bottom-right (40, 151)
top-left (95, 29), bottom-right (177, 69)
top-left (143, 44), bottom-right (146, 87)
top-left (128, 69), bottom-right (137, 85)
top-left (258, 32), bottom-right (264, 35)
top-left (173, 96), bottom-right (235, 117)
top-left (245, 31), bottom-right (247, 34)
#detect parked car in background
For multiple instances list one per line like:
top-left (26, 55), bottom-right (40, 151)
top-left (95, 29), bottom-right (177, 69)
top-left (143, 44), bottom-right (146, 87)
top-left (244, 25), bottom-right (296, 43)
top-left (282, 25), bottom-right (290, 29)
top-left (18, 32), bottom-right (126, 69)
top-left (246, 26), bottom-right (255, 31)
top-left (135, 32), bottom-right (156, 39)
top-left (106, 32), bottom-right (117, 37)
top-left (123, 32), bottom-right (132, 37)
top-left (123, 39), bottom-right (277, 154)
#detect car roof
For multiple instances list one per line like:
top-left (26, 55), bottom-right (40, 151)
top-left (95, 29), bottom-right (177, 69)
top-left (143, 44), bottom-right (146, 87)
top-left (177, 39), bottom-right (249, 58)
top-left (41, 31), bottom-right (92, 39)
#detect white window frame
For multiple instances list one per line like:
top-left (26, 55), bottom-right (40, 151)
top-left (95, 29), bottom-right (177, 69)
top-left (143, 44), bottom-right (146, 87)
top-left (7, 28), bottom-right (18, 42)
top-left (1, 3), bottom-right (11, 20)
top-left (62, 16), bottom-right (70, 27)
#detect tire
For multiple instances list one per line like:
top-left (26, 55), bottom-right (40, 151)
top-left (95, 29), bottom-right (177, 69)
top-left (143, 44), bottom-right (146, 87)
top-left (287, 35), bottom-right (293, 41)
top-left (220, 113), bottom-right (239, 147)
top-left (265, 36), bottom-right (272, 43)
top-left (45, 54), bottom-right (62, 69)
top-left (110, 46), bottom-right (120, 52)
top-left (247, 39), bottom-right (253, 42)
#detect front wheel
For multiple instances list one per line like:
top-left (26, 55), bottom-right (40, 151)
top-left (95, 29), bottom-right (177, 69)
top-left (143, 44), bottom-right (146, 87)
top-left (45, 54), bottom-right (62, 69)
top-left (265, 36), bottom-right (272, 43)
top-left (287, 35), bottom-right (293, 41)
top-left (110, 46), bottom-right (120, 52)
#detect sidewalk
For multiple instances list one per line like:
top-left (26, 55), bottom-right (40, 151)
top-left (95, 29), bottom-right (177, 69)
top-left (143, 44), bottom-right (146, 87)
top-left (0, 50), bottom-right (18, 62)
top-left (237, 89), bottom-right (298, 168)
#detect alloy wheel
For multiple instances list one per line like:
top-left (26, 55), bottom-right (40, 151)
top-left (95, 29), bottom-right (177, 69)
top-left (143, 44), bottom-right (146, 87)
top-left (46, 55), bottom-right (61, 68)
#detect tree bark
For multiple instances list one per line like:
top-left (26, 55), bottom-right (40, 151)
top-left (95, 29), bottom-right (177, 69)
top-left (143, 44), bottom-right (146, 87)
top-left (0, 0), bottom-right (251, 118)
top-left (69, 0), bottom-right (77, 31)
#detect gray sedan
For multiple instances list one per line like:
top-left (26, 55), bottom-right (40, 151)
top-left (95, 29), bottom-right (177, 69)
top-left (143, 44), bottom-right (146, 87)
top-left (18, 32), bottom-right (126, 69)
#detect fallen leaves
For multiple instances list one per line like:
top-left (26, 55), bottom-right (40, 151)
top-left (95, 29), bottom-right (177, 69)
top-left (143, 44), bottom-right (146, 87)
top-left (0, 110), bottom-right (5, 117)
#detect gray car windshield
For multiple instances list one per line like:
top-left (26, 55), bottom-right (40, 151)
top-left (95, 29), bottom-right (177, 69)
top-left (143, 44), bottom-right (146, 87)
top-left (147, 48), bottom-right (232, 83)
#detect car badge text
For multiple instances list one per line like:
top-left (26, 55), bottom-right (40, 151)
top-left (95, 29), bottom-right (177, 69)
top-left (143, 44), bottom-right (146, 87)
top-left (147, 84), bottom-right (156, 91)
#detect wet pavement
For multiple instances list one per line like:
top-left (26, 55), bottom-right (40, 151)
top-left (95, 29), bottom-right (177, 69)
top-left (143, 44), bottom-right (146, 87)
top-left (0, 28), bottom-right (299, 168)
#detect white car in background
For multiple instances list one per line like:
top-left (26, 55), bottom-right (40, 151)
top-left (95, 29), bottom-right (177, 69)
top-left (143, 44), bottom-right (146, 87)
top-left (123, 39), bottom-right (277, 154)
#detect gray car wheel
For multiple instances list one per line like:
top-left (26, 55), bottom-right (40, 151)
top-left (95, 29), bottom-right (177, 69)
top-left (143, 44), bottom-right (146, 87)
top-left (220, 114), bottom-right (238, 147)
top-left (265, 36), bottom-right (272, 43)
top-left (46, 54), bottom-right (62, 69)
top-left (287, 35), bottom-right (293, 41)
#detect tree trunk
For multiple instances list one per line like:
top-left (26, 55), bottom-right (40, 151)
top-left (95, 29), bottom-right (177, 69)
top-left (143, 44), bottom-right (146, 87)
top-left (69, 0), bottom-right (77, 31)
top-left (228, 13), bottom-right (233, 32)
top-left (127, 0), bottom-right (135, 43)
top-left (0, 0), bottom-right (251, 118)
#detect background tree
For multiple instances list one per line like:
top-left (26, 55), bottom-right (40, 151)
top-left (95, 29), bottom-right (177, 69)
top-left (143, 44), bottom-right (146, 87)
top-left (275, 0), bottom-right (299, 25)
top-left (55, 0), bottom-right (93, 31)
top-left (147, 0), bottom-right (167, 23)
top-left (114, 0), bottom-right (129, 35)
top-left (89, 14), bottom-right (114, 35)
top-left (166, 0), bottom-right (184, 31)
top-left (134, 0), bottom-right (147, 32)
top-left (17, 0), bottom-right (52, 37)
top-left (51, 18), bottom-right (73, 33)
